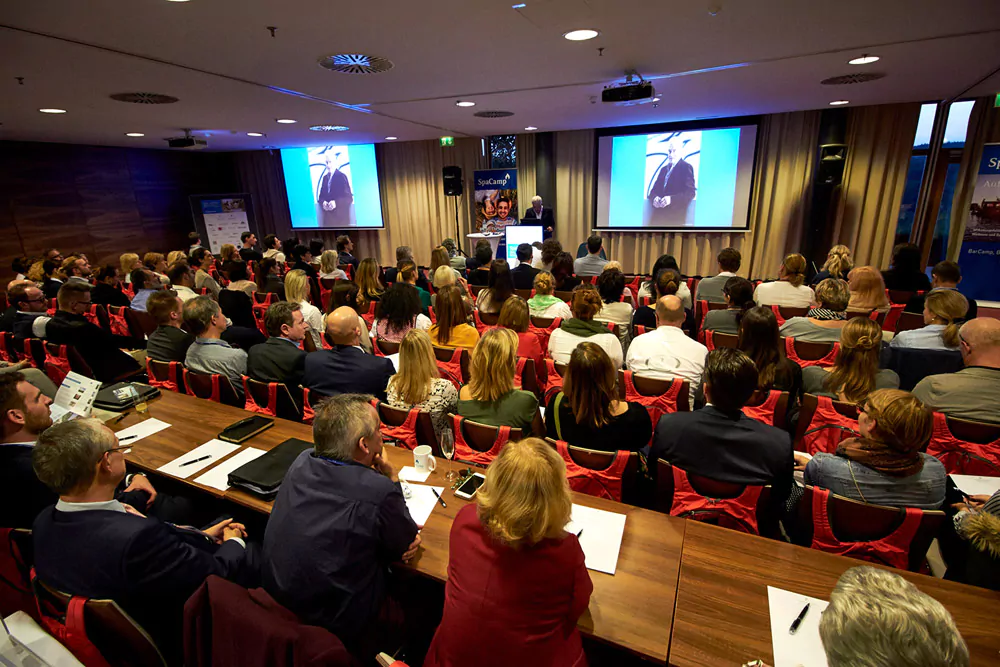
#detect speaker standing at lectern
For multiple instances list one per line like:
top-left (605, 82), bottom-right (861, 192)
top-left (522, 195), bottom-right (555, 238)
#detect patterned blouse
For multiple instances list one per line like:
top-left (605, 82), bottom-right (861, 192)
top-left (387, 377), bottom-right (459, 438)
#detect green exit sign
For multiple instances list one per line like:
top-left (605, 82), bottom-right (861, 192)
top-left (440, 136), bottom-right (454, 147)
top-left (995, 93), bottom-right (1000, 108)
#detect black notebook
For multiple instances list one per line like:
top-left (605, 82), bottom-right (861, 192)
top-left (227, 438), bottom-right (314, 498)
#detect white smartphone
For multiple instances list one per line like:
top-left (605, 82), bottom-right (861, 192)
top-left (454, 472), bottom-right (486, 500)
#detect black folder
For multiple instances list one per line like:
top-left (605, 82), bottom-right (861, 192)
top-left (227, 438), bottom-right (314, 498)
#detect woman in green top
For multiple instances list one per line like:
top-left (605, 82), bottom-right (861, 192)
top-left (458, 327), bottom-right (545, 435)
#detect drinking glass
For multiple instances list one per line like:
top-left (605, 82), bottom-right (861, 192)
top-left (439, 429), bottom-right (457, 481)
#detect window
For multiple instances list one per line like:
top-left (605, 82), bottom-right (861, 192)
top-left (488, 135), bottom-right (517, 169)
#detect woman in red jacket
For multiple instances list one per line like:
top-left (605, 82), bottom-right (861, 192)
top-left (497, 296), bottom-right (547, 391)
top-left (424, 438), bottom-right (593, 667)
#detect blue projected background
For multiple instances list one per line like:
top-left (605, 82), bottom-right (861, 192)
top-left (280, 144), bottom-right (385, 229)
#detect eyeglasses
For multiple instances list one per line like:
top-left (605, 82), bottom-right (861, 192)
top-left (103, 444), bottom-right (132, 456)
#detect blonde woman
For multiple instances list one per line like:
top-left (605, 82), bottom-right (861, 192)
top-left (424, 438), bottom-right (592, 667)
top-left (458, 327), bottom-right (543, 434)
top-left (432, 265), bottom-right (473, 312)
top-left (779, 278), bottom-right (851, 343)
top-left (802, 318), bottom-right (899, 403)
top-left (166, 250), bottom-right (187, 266)
top-left (387, 329), bottom-right (458, 437)
top-left (527, 272), bottom-right (572, 319)
top-left (891, 289), bottom-right (969, 351)
top-left (355, 257), bottom-right (384, 312)
top-left (119, 253), bottom-right (141, 285)
top-left (753, 253), bottom-right (815, 308)
top-left (812, 245), bottom-right (854, 284)
top-left (284, 269), bottom-right (323, 349)
top-left (319, 250), bottom-right (347, 280)
top-left (548, 285), bottom-right (623, 369)
top-left (847, 266), bottom-right (890, 314)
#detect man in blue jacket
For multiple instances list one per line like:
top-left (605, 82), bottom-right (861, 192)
top-left (302, 307), bottom-right (395, 400)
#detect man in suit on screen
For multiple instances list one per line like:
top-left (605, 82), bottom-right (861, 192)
top-left (647, 136), bottom-right (696, 225)
top-left (317, 150), bottom-right (354, 228)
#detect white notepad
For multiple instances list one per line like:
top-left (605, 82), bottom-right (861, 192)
top-left (767, 586), bottom-right (830, 667)
top-left (402, 484), bottom-right (445, 528)
top-left (193, 447), bottom-right (267, 491)
top-left (564, 503), bottom-right (627, 575)
top-left (156, 440), bottom-right (241, 479)
top-left (115, 418), bottom-right (171, 443)
top-left (950, 474), bottom-right (1000, 498)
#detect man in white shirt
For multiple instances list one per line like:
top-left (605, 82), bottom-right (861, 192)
top-left (694, 247), bottom-right (741, 303)
top-left (574, 235), bottom-right (609, 277)
top-left (626, 295), bottom-right (707, 403)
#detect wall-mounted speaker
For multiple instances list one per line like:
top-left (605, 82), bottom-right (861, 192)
top-left (443, 166), bottom-right (463, 196)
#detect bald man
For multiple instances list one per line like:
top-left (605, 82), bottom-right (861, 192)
top-left (301, 307), bottom-right (395, 400)
top-left (625, 295), bottom-right (708, 403)
top-left (913, 318), bottom-right (1000, 424)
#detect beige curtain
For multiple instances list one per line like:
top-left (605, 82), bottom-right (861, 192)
top-left (516, 133), bottom-right (537, 217)
top-left (947, 97), bottom-right (1000, 261)
top-left (554, 129), bottom-right (596, 258)
top-left (830, 102), bottom-right (921, 269)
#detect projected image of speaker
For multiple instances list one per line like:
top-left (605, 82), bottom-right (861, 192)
top-left (279, 144), bottom-right (385, 229)
top-left (443, 166), bottom-right (463, 196)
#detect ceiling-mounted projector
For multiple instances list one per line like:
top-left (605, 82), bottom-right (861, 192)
top-left (167, 129), bottom-right (208, 150)
top-left (602, 71), bottom-right (655, 106)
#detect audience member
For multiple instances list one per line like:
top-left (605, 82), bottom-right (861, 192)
top-left (811, 244), bottom-right (853, 285)
top-left (165, 249), bottom-right (186, 267)
top-left (753, 253), bottom-right (814, 308)
top-left (695, 247), bottom-right (742, 303)
top-left (330, 281), bottom-right (374, 352)
top-left (550, 252), bottom-right (583, 292)
top-left (303, 307), bottom-right (395, 400)
top-left (246, 301), bottom-right (308, 389)
top-left (701, 276), bottom-right (754, 335)
top-left (441, 238), bottom-right (467, 271)
top-left (467, 242), bottom-right (493, 285)
top-left (424, 438), bottom-right (591, 667)
top-left (143, 252), bottom-right (169, 285)
top-left (319, 249), bottom-right (348, 280)
top-left (218, 244), bottom-right (241, 277)
top-left (458, 328), bottom-right (543, 434)
top-left (546, 342), bottom-right (651, 452)
top-left (43, 248), bottom-right (63, 265)
top-left (284, 269), bottom-right (323, 350)
top-left (802, 318), bottom-right (899, 403)
top-left (511, 243), bottom-right (540, 289)
top-left (191, 247), bottom-right (221, 298)
top-left (281, 237), bottom-right (300, 261)
top-left (239, 231), bottom-right (263, 263)
top-left (819, 566), bottom-right (968, 667)
top-left (32, 419), bottom-right (255, 659)
top-left (47, 282), bottom-right (142, 382)
top-left (90, 264), bottom-right (130, 307)
top-left (638, 255), bottom-right (692, 309)
top-left (183, 296), bottom-right (247, 392)
top-left (9, 282), bottom-right (50, 341)
top-left (798, 389), bottom-right (945, 509)
top-left (627, 295), bottom-right (706, 403)
top-left (573, 235), bottom-right (609, 277)
top-left (166, 261), bottom-right (199, 303)
top-left (651, 348), bottom-right (794, 506)
top-left (882, 242), bottom-right (931, 293)
top-left (595, 268), bottom-right (633, 348)
top-left (289, 244), bottom-right (319, 279)
top-left (263, 394), bottom-right (419, 656)
top-left (912, 318), bottom-right (1000, 424)
top-left (11, 256), bottom-right (30, 282)
top-left (355, 257), bottom-right (384, 312)
top-left (309, 239), bottom-right (325, 264)
top-left (387, 329), bottom-right (459, 437)
top-left (24, 260), bottom-right (46, 284)
top-left (41, 260), bottom-right (64, 299)
top-left (129, 268), bottom-right (162, 312)
top-left (372, 282), bottom-right (431, 343)
top-left (397, 260), bottom-right (432, 312)
top-left (61, 255), bottom-right (92, 284)
top-left (257, 257), bottom-right (286, 300)
top-left (383, 246), bottom-right (413, 284)
top-left (537, 239), bottom-right (562, 272)
top-left (738, 306), bottom-right (803, 400)
top-left (779, 278), bottom-right (850, 343)
top-left (0, 372), bottom-right (56, 527)
top-left (905, 260), bottom-right (978, 319)
top-left (336, 234), bottom-right (359, 272)
top-left (188, 231), bottom-right (203, 254)
top-left (548, 285), bottom-right (623, 369)
top-left (262, 234), bottom-right (285, 263)
top-left (225, 261), bottom-right (257, 297)
top-left (891, 289), bottom-right (968, 351)
top-left (846, 265), bottom-right (890, 314)
top-left (632, 267), bottom-right (684, 330)
top-left (497, 296), bottom-right (545, 389)
top-left (146, 290), bottom-right (194, 363)
top-left (527, 271), bottom-right (572, 320)
top-left (0, 280), bottom-right (26, 332)
top-left (476, 260), bottom-right (515, 315)
top-left (430, 245), bottom-right (462, 283)
top-left (429, 285), bottom-right (480, 350)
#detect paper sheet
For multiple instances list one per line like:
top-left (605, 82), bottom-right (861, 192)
top-left (564, 503), bottom-right (627, 575)
top-left (3, 610), bottom-right (84, 667)
top-left (114, 418), bottom-right (171, 443)
top-left (54, 371), bottom-right (101, 418)
top-left (950, 474), bottom-right (1000, 498)
top-left (387, 353), bottom-right (400, 372)
top-left (767, 586), bottom-right (830, 667)
top-left (156, 440), bottom-right (241, 479)
top-left (403, 484), bottom-right (445, 528)
top-left (193, 447), bottom-right (267, 491)
top-left (399, 466), bottom-right (431, 483)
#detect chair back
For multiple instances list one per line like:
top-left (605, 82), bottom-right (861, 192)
top-left (106, 306), bottom-right (140, 339)
top-left (337, 264), bottom-right (353, 280)
top-left (528, 316), bottom-right (561, 351)
top-left (183, 369), bottom-right (242, 407)
top-left (926, 413), bottom-right (1000, 476)
top-left (432, 346), bottom-right (470, 385)
top-left (513, 357), bottom-right (539, 397)
top-left (0, 331), bottom-right (20, 363)
top-left (473, 310), bottom-right (499, 333)
top-left (769, 304), bottom-right (808, 326)
top-left (543, 359), bottom-right (568, 403)
top-left (242, 377), bottom-right (301, 420)
top-left (375, 401), bottom-right (439, 454)
top-left (146, 359), bottom-right (183, 393)
top-left (132, 310), bottom-right (159, 337)
top-left (894, 311), bottom-right (925, 334)
top-left (887, 289), bottom-right (921, 305)
top-left (694, 300), bottom-right (728, 339)
top-left (782, 337), bottom-right (839, 368)
top-left (887, 347), bottom-right (964, 391)
top-left (547, 439), bottom-right (638, 503)
top-left (703, 330), bottom-right (738, 350)
top-left (742, 390), bottom-right (790, 429)
top-left (22, 338), bottom-right (46, 368)
top-left (319, 278), bottom-right (338, 311)
top-left (252, 291), bottom-right (277, 306)
top-left (0, 528), bottom-right (34, 619)
top-left (553, 290), bottom-right (574, 302)
top-left (655, 460), bottom-right (775, 536)
top-left (795, 394), bottom-right (860, 454)
top-left (85, 304), bottom-right (111, 332)
top-left (514, 289), bottom-right (533, 300)
top-left (617, 370), bottom-right (691, 411)
top-left (468, 284), bottom-right (486, 297)
top-left (44, 342), bottom-right (94, 384)
top-left (374, 338), bottom-right (401, 356)
top-left (450, 414), bottom-right (521, 467)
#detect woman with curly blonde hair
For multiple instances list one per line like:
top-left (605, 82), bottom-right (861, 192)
top-left (811, 244), bottom-right (854, 284)
top-left (802, 318), bottom-right (899, 403)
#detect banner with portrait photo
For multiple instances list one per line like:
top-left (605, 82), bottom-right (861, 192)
top-left (958, 142), bottom-right (1000, 302)
top-left (474, 169), bottom-right (518, 233)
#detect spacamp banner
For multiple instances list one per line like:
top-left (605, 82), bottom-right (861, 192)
top-left (474, 169), bottom-right (518, 233)
top-left (958, 143), bottom-right (1000, 302)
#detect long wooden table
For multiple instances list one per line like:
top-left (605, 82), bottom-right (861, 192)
top-left (669, 521), bottom-right (1000, 666)
top-left (117, 391), bottom-right (685, 663)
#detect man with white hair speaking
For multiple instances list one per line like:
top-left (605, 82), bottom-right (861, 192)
top-left (522, 195), bottom-right (555, 238)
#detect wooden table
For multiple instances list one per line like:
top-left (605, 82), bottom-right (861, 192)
top-left (116, 391), bottom-right (685, 663)
top-left (669, 521), bottom-right (1000, 666)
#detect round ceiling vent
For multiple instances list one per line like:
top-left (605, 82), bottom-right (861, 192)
top-left (109, 92), bottom-right (179, 104)
top-left (318, 54), bottom-right (394, 75)
top-left (820, 72), bottom-right (886, 86)
top-left (474, 110), bottom-right (514, 118)
top-left (309, 125), bottom-right (350, 132)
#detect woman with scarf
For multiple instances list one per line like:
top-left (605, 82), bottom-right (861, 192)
top-left (779, 278), bottom-right (851, 343)
top-left (796, 389), bottom-right (945, 509)
top-left (527, 272), bottom-right (572, 320)
top-left (547, 285), bottom-right (624, 369)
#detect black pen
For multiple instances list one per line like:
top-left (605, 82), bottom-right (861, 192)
top-left (576, 529), bottom-right (583, 537)
top-left (431, 488), bottom-right (447, 508)
top-left (788, 603), bottom-right (810, 635)
top-left (117, 435), bottom-right (137, 442)
top-left (180, 455), bottom-right (212, 467)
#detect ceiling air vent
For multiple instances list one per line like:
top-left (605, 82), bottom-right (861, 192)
top-left (318, 54), bottom-right (394, 75)
top-left (109, 92), bottom-right (179, 104)
top-left (474, 110), bottom-right (514, 118)
top-left (820, 73), bottom-right (886, 86)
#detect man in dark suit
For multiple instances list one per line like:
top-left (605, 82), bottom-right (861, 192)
top-left (263, 394), bottom-right (419, 657)
top-left (146, 290), bottom-right (195, 363)
top-left (247, 302), bottom-right (308, 389)
top-left (32, 418), bottom-right (257, 659)
top-left (647, 136), bottom-right (696, 225)
top-left (9, 283), bottom-right (50, 341)
top-left (317, 151), bottom-right (354, 228)
top-left (302, 307), bottom-right (394, 400)
top-left (650, 348), bottom-right (794, 507)
top-left (0, 281), bottom-right (31, 333)
top-left (90, 265), bottom-right (131, 308)
top-left (904, 260), bottom-right (978, 320)
top-left (336, 235), bottom-right (359, 273)
top-left (41, 259), bottom-right (64, 300)
top-left (522, 195), bottom-right (555, 237)
top-left (511, 243), bottom-right (541, 290)
top-left (239, 231), bottom-right (264, 263)
top-left (44, 282), bottom-right (143, 382)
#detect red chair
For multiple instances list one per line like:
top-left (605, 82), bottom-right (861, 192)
top-left (242, 377), bottom-right (301, 420)
top-left (374, 401), bottom-right (439, 453)
top-left (183, 369), bottom-right (242, 407)
top-left (319, 278), bottom-right (338, 311)
top-left (782, 337), bottom-right (839, 368)
top-left (147, 359), bottom-right (183, 393)
top-left (300, 386), bottom-right (318, 425)
top-left (21, 338), bottom-right (44, 369)
top-left (547, 439), bottom-right (638, 503)
top-left (84, 304), bottom-right (111, 332)
top-left (925, 413), bottom-right (1000, 476)
top-left (868, 304), bottom-right (905, 332)
top-left (694, 299), bottom-right (729, 341)
top-left (450, 414), bottom-right (521, 467)
top-left (337, 264), bottom-right (354, 280)
top-left (543, 359), bottom-right (567, 403)
top-left (742, 390), bottom-right (789, 429)
top-left (0, 528), bottom-right (35, 620)
top-left (43, 343), bottom-right (94, 384)
top-left (373, 338), bottom-right (401, 357)
top-left (361, 301), bottom-right (377, 328)
top-left (0, 331), bottom-right (20, 363)
top-left (795, 394), bottom-right (859, 454)
top-left (703, 330), bottom-right (738, 351)
top-left (769, 304), bottom-right (808, 326)
top-left (619, 370), bottom-right (690, 416)
top-left (432, 346), bottom-right (469, 388)
top-left (252, 292), bottom-right (277, 306)
top-left (886, 289), bottom-right (922, 306)
top-left (513, 357), bottom-right (540, 397)
top-left (473, 310), bottom-right (499, 333)
top-left (528, 317), bottom-right (561, 352)
top-left (655, 460), bottom-right (774, 536)
top-left (894, 311), bottom-right (925, 334)
top-left (106, 305), bottom-right (138, 338)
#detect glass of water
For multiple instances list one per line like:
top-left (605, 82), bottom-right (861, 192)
top-left (439, 429), bottom-right (457, 481)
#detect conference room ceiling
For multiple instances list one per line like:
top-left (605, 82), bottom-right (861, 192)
top-left (2, 0), bottom-right (999, 151)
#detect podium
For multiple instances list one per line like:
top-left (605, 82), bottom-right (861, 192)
top-left (466, 233), bottom-right (504, 260)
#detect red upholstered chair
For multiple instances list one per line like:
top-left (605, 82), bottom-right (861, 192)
top-left (769, 304), bottom-right (808, 326)
top-left (513, 357), bottom-right (540, 398)
top-left (0, 331), bottom-right (20, 363)
top-left (894, 311), bottom-right (925, 334)
top-left (450, 415), bottom-right (521, 467)
top-left (703, 330), bottom-right (738, 350)
top-left (547, 439), bottom-right (639, 504)
top-left (782, 337), bottom-right (839, 368)
top-left (553, 290), bottom-right (574, 303)
top-left (0, 528), bottom-right (35, 620)
top-left (147, 359), bottom-right (183, 393)
top-left (886, 289), bottom-right (922, 306)
top-left (183, 369), bottom-right (242, 407)
top-left (528, 316), bottom-right (560, 351)
top-left (795, 394), bottom-right (860, 454)
top-left (242, 377), bottom-right (301, 420)
top-left (43, 343), bottom-right (94, 384)
top-left (543, 360), bottom-right (567, 403)
top-left (925, 413), bottom-right (1000, 476)
top-left (473, 310), bottom-right (499, 333)
top-left (741, 390), bottom-right (789, 429)
top-left (432, 346), bottom-right (470, 387)
top-left (373, 338), bottom-right (401, 357)
top-left (374, 401), bottom-right (439, 454)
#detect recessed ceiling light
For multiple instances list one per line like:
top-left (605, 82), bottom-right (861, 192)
top-left (276, 118), bottom-right (297, 124)
top-left (166, 0), bottom-right (191, 2)
top-left (38, 108), bottom-right (66, 114)
top-left (456, 101), bottom-right (476, 107)
top-left (309, 125), bottom-right (349, 132)
top-left (848, 55), bottom-right (879, 65)
top-left (124, 132), bottom-right (144, 137)
top-left (247, 132), bottom-right (264, 137)
top-left (563, 29), bottom-right (599, 41)
top-left (385, 136), bottom-right (398, 140)
top-left (512, 3), bottom-right (526, 8)
top-left (524, 126), bottom-right (538, 131)
top-left (829, 100), bottom-right (850, 106)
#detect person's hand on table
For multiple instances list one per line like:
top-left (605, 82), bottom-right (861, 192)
top-left (124, 473), bottom-right (157, 508)
top-left (401, 533), bottom-right (422, 562)
top-left (793, 452), bottom-right (811, 471)
top-left (953, 494), bottom-right (989, 512)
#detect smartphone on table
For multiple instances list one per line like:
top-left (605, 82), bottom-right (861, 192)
top-left (454, 472), bottom-right (486, 500)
